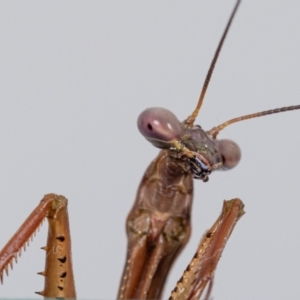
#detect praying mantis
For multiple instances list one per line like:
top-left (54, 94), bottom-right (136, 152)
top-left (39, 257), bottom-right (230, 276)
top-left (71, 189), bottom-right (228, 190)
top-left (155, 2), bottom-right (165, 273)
top-left (1, 0), bottom-right (300, 299)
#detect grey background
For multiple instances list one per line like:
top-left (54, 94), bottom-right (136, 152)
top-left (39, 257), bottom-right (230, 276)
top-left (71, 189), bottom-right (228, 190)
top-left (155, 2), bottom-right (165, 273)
top-left (0, 1), bottom-right (300, 299)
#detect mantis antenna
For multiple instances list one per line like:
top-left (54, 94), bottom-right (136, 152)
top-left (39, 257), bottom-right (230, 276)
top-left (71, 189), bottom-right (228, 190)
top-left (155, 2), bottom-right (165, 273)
top-left (208, 104), bottom-right (300, 139)
top-left (185, 0), bottom-right (241, 126)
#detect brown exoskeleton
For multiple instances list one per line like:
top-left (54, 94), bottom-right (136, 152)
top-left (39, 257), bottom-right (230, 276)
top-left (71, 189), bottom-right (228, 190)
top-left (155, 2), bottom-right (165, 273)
top-left (0, 0), bottom-right (300, 300)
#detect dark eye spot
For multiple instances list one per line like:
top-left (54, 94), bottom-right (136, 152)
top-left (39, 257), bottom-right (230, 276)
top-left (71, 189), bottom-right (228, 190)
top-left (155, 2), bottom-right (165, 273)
top-left (58, 256), bottom-right (67, 263)
top-left (147, 123), bottom-right (153, 131)
top-left (56, 236), bottom-right (65, 242)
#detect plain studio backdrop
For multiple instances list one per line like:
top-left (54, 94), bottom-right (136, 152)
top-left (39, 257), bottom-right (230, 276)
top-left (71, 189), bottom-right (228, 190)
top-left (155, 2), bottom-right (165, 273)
top-left (0, 1), bottom-right (300, 299)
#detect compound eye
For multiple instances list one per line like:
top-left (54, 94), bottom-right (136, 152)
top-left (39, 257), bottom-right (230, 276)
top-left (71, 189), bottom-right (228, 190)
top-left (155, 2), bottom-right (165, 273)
top-left (217, 139), bottom-right (241, 170)
top-left (137, 107), bottom-right (181, 148)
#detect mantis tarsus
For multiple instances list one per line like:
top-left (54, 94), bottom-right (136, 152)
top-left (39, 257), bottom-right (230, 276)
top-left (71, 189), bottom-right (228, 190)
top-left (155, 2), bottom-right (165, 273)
top-left (1, 1), bottom-right (300, 299)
